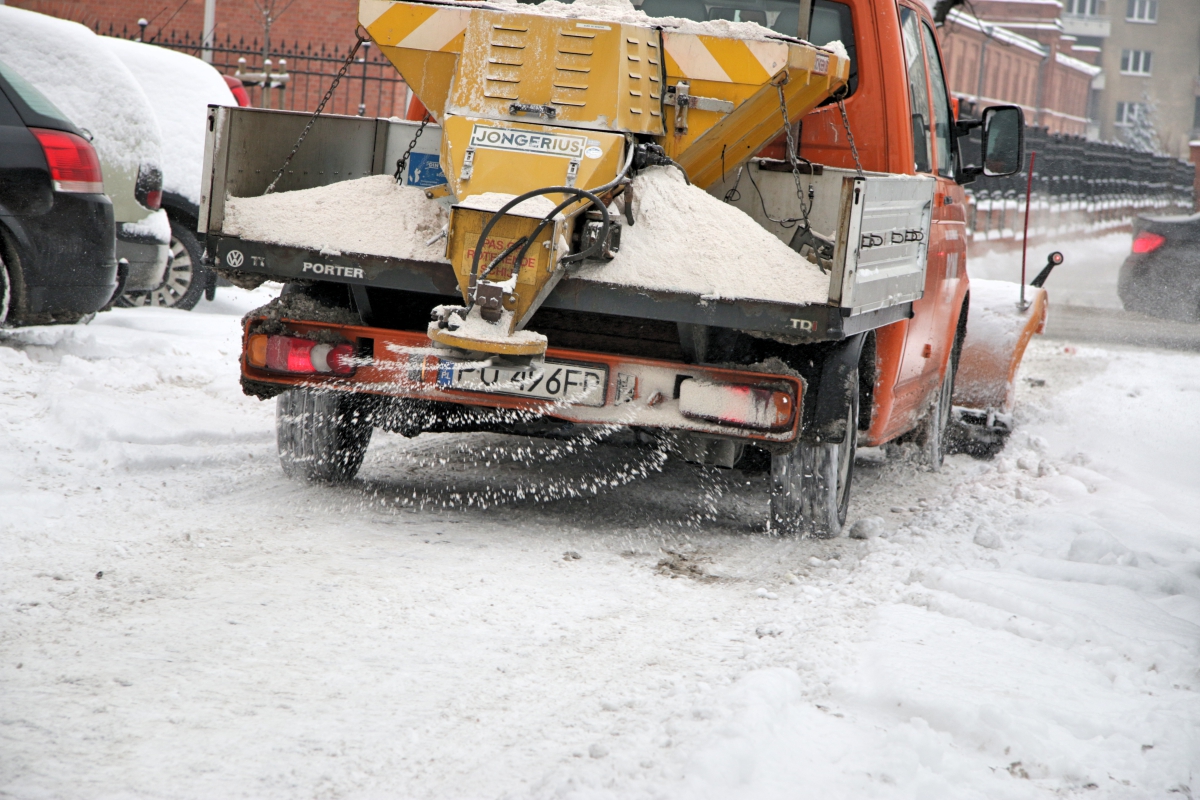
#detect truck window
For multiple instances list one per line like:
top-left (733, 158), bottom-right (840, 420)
top-left (899, 7), bottom-right (933, 174)
top-left (638, 0), bottom-right (858, 96)
top-left (920, 21), bottom-right (955, 178)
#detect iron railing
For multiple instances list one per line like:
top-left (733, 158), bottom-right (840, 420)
top-left (961, 122), bottom-right (1194, 247)
top-left (96, 24), bottom-right (409, 119)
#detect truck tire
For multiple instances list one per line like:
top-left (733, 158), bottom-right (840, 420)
top-left (770, 371), bottom-right (858, 537)
top-left (920, 349), bottom-right (957, 470)
top-left (118, 219), bottom-right (209, 311)
top-left (276, 389), bottom-right (374, 483)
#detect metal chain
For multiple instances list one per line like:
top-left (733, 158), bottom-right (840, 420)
top-left (836, 97), bottom-right (865, 178)
top-left (775, 81), bottom-right (809, 216)
top-left (264, 33), bottom-right (368, 195)
top-left (393, 114), bottom-right (431, 182)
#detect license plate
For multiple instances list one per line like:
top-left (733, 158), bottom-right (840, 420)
top-left (437, 359), bottom-right (608, 407)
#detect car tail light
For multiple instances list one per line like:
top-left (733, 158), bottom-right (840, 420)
top-left (223, 75), bottom-right (252, 107)
top-left (135, 163), bottom-right (163, 210)
top-left (1131, 231), bottom-right (1165, 254)
top-left (30, 128), bottom-right (104, 194)
top-left (247, 334), bottom-right (356, 376)
top-left (678, 379), bottom-right (795, 431)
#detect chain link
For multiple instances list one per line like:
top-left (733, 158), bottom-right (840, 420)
top-left (775, 81), bottom-right (809, 218)
top-left (836, 96), bottom-right (865, 178)
top-left (393, 114), bottom-right (431, 182)
top-left (264, 34), bottom-right (367, 195)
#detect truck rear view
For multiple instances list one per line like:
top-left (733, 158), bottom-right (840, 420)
top-left (202, 0), bottom-right (1039, 536)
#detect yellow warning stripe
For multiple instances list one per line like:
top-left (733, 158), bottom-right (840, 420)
top-left (663, 34), bottom-right (789, 85)
top-left (363, 1), bottom-right (469, 53)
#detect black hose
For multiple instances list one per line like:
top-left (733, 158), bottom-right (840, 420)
top-left (470, 186), bottom-right (610, 291)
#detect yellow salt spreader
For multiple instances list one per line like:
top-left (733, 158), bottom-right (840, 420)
top-left (361, 0), bottom-right (849, 357)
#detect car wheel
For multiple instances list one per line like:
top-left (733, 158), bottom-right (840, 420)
top-left (0, 249), bottom-right (10, 326)
top-left (117, 219), bottom-right (209, 311)
top-left (919, 349), bottom-right (957, 471)
top-left (770, 370), bottom-right (857, 537)
top-left (277, 388), bottom-right (374, 483)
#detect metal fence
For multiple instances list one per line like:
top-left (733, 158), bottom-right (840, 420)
top-left (962, 123), bottom-right (1195, 248)
top-left (96, 24), bottom-right (409, 119)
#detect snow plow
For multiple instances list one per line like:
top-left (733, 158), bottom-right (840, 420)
top-left (201, 0), bottom-right (1044, 536)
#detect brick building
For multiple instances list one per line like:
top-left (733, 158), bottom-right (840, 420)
top-left (938, 4), bottom-right (1102, 136)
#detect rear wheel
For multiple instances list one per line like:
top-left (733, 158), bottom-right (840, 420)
top-left (277, 388), bottom-right (374, 483)
top-left (118, 219), bottom-right (209, 310)
top-left (920, 350), bottom-right (957, 471)
top-left (770, 371), bottom-right (858, 537)
top-left (0, 250), bottom-right (10, 326)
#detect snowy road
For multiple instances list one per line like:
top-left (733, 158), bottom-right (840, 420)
top-left (3, 256), bottom-right (1199, 798)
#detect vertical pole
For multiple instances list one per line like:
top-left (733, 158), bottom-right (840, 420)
top-left (1020, 150), bottom-right (1037, 308)
top-left (201, 0), bottom-right (216, 63)
top-left (358, 41), bottom-right (370, 116)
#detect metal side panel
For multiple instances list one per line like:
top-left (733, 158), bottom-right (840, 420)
top-left (199, 105), bottom-right (228, 235)
top-left (208, 233), bottom-right (912, 342)
top-left (839, 174), bottom-right (935, 316)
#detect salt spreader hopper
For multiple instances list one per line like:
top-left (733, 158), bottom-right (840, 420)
top-left (360, 0), bottom-right (850, 355)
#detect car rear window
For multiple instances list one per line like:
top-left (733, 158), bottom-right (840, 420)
top-left (0, 59), bottom-right (73, 126)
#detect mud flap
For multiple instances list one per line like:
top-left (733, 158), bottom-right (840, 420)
top-left (810, 332), bottom-right (867, 444)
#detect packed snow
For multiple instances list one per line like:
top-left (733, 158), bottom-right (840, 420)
top-left (102, 37), bottom-right (237, 205)
top-left (0, 6), bottom-right (163, 177)
top-left (576, 166), bottom-right (831, 304)
top-left (222, 175), bottom-right (451, 262)
top-left (2, 285), bottom-right (1197, 798)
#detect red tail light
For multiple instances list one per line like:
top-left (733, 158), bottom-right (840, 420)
top-left (135, 163), bottom-right (163, 210)
top-left (248, 334), bottom-right (356, 376)
top-left (1131, 232), bottom-right (1165, 254)
top-left (223, 75), bottom-right (252, 107)
top-left (30, 128), bottom-right (104, 194)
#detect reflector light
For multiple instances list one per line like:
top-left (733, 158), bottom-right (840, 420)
top-left (30, 128), bottom-right (104, 194)
top-left (677, 379), bottom-right (794, 431)
top-left (1131, 232), bottom-right (1165, 254)
top-left (261, 335), bottom-right (356, 376)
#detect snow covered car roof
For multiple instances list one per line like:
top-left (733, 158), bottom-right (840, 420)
top-left (0, 5), bottom-right (164, 228)
top-left (101, 37), bottom-right (237, 208)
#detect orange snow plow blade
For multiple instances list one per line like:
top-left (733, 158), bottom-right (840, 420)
top-left (954, 279), bottom-right (1048, 420)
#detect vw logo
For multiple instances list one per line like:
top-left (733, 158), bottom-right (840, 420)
top-left (226, 249), bottom-right (245, 267)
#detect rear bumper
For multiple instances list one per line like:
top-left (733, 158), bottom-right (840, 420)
top-left (116, 234), bottom-right (169, 291)
top-left (242, 318), bottom-right (804, 445)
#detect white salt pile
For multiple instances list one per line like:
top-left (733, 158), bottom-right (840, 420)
top-left (574, 167), bottom-right (831, 305)
top-left (222, 175), bottom-right (450, 262)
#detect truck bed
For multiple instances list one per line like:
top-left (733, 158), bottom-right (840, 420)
top-left (200, 106), bottom-right (929, 343)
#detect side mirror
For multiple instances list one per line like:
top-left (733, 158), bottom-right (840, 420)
top-left (954, 104), bottom-right (1025, 184)
top-left (981, 105), bottom-right (1024, 177)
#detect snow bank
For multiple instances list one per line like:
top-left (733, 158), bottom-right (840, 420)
top-left (102, 37), bottom-right (236, 206)
top-left (969, 232), bottom-right (1131, 309)
top-left (222, 175), bottom-right (450, 262)
top-left (0, 7), bottom-right (162, 176)
top-left (575, 167), bottom-right (830, 305)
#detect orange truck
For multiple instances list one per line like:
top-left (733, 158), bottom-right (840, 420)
top-left (199, 0), bottom-right (1050, 536)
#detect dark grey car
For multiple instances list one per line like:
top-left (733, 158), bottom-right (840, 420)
top-left (1119, 213), bottom-right (1200, 323)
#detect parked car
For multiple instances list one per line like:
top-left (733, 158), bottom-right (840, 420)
top-left (0, 6), bottom-right (169, 297)
top-left (1119, 213), bottom-right (1200, 323)
top-left (0, 58), bottom-right (117, 325)
top-left (102, 36), bottom-right (238, 310)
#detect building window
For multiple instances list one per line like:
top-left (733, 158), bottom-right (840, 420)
top-left (1116, 101), bottom-right (1148, 126)
top-left (1120, 49), bottom-right (1153, 75)
top-left (1125, 0), bottom-right (1157, 21)
top-left (1067, 0), bottom-right (1105, 14)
